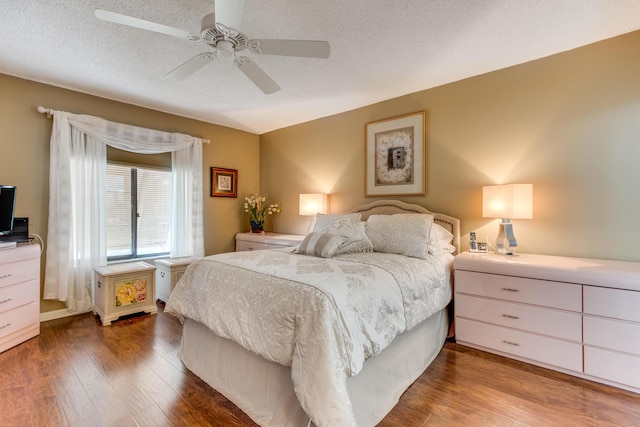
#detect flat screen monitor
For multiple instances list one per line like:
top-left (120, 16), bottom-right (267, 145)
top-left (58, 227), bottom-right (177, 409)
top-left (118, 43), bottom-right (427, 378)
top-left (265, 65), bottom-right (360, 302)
top-left (0, 185), bottom-right (16, 236)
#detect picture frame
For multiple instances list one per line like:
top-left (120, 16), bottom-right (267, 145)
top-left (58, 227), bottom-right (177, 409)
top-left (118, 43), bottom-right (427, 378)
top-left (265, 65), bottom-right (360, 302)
top-left (210, 167), bottom-right (238, 198)
top-left (365, 110), bottom-right (427, 196)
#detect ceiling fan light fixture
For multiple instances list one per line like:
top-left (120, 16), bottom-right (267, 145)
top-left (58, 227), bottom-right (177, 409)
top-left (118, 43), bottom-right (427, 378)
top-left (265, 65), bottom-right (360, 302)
top-left (217, 40), bottom-right (235, 57)
top-left (95, 3), bottom-right (330, 94)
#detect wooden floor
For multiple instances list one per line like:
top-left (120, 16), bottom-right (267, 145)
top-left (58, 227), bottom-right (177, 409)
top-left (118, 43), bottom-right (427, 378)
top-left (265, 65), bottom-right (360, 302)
top-left (2, 303), bottom-right (640, 427)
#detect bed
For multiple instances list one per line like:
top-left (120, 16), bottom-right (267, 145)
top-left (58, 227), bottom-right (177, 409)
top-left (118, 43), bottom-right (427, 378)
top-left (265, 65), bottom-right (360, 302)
top-left (165, 200), bottom-right (460, 427)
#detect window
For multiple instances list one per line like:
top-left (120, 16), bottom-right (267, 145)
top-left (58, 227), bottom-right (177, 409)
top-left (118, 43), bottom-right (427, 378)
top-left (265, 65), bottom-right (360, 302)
top-left (106, 164), bottom-right (172, 260)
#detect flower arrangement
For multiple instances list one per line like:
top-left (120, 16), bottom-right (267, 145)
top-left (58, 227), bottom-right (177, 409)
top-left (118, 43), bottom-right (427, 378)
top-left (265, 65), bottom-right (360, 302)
top-left (243, 194), bottom-right (280, 232)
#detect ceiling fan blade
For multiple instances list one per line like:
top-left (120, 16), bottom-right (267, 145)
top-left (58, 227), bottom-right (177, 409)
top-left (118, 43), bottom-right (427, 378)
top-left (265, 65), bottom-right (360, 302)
top-left (95, 9), bottom-right (200, 41)
top-left (234, 57), bottom-right (280, 94)
top-left (248, 39), bottom-right (330, 58)
top-left (165, 53), bottom-right (215, 80)
top-left (214, 0), bottom-right (246, 30)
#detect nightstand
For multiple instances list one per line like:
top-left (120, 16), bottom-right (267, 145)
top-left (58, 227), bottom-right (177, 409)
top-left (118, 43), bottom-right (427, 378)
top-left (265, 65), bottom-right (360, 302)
top-left (94, 261), bottom-right (157, 325)
top-left (155, 256), bottom-right (199, 303)
top-left (235, 232), bottom-right (305, 251)
top-left (453, 251), bottom-right (640, 394)
top-left (0, 244), bottom-right (40, 353)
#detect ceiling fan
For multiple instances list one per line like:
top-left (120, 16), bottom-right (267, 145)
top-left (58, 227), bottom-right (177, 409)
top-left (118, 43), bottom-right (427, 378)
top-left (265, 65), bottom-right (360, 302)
top-left (95, 0), bottom-right (330, 94)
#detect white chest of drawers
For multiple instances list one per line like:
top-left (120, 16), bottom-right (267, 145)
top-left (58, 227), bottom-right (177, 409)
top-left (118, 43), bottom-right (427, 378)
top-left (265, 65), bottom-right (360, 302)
top-left (0, 244), bottom-right (40, 353)
top-left (235, 232), bottom-right (305, 252)
top-left (454, 251), bottom-right (640, 394)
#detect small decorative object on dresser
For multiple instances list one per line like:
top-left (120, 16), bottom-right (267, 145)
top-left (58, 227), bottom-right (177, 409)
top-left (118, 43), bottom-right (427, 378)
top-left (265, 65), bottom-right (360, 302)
top-left (155, 256), bottom-right (199, 303)
top-left (454, 251), bottom-right (640, 394)
top-left (0, 244), bottom-right (40, 353)
top-left (235, 232), bottom-right (305, 251)
top-left (242, 194), bottom-right (280, 233)
top-left (94, 261), bottom-right (157, 325)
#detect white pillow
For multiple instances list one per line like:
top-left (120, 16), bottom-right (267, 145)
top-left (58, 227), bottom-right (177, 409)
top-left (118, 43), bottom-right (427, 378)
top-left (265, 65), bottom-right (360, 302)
top-left (313, 213), bottom-right (361, 232)
top-left (295, 232), bottom-right (347, 258)
top-left (322, 219), bottom-right (374, 254)
top-left (366, 214), bottom-right (433, 259)
top-left (429, 223), bottom-right (456, 254)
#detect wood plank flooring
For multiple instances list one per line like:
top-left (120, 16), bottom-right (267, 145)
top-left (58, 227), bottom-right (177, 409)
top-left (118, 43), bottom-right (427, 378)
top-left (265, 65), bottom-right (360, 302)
top-left (2, 302), bottom-right (640, 426)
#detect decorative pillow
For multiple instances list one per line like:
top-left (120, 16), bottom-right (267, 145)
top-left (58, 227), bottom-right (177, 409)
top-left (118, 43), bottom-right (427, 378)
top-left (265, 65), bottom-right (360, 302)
top-left (313, 213), bottom-right (361, 232)
top-left (295, 232), bottom-right (347, 258)
top-left (429, 223), bottom-right (456, 254)
top-left (366, 214), bottom-right (434, 259)
top-left (321, 218), bottom-right (374, 254)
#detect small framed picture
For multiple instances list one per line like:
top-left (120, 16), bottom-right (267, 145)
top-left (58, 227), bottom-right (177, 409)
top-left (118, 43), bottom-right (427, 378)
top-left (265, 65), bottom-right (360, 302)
top-left (476, 242), bottom-right (488, 252)
top-left (210, 167), bottom-right (238, 198)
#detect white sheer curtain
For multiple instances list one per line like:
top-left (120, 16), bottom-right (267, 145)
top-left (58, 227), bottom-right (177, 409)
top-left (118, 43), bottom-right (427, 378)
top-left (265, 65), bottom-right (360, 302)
top-left (43, 111), bottom-right (205, 314)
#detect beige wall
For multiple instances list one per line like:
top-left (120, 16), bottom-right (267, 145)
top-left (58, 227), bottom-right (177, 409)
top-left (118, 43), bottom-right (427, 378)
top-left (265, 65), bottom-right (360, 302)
top-left (261, 30), bottom-right (640, 262)
top-left (0, 74), bottom-right (260, 313)
top-left (3, 29), bottom-right (640, 315)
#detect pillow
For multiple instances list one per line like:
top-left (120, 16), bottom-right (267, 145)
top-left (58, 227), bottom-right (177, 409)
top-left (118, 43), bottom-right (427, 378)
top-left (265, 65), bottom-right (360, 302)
top-left (366, 214), bottom-right (434, 259)
top-left (313, 213), bottom-right (361, 232)
top-left (295, 232), bottom-right (347, 258)
top-left (429, 223), bottom-right (456, 254)
top-left (321, 219), bottom-right (374, 254)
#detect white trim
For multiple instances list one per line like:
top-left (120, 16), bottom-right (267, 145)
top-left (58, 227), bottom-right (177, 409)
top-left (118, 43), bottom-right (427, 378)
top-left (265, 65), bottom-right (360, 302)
top-left (39, 308), bottom-right (76, 322)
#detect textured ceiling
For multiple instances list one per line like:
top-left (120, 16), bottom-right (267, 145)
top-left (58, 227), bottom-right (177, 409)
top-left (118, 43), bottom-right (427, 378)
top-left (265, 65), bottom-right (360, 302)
top-left (2, 1), bottom-right (640, 134)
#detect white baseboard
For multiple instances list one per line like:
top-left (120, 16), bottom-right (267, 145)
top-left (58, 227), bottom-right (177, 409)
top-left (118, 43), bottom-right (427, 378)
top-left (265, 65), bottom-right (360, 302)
top-left (39, 308), bottom-right (75, 322)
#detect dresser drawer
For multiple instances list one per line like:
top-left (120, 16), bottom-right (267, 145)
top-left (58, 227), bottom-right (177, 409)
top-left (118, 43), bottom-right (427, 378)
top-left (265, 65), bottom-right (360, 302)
top-left (0, 280), bottom-right (39, 314)
top-left (0, 301), bottom-right (39, 340)
top-left (0, 258), bottom-right (39, 289)
top-left (455, 270), bottom-right (581, 311)
top-left (584, 286), bottom-right (640, 322)
top-left (456, 294), bottom-right (581, 341)
top-left (584, 315), bottom-right (640, 356)
top-left (456, 318), bottom-right (583, 372)
top-left (585, 346), bottom-right (640, 390)
top-left (236, 240), bottom-right (268, 251)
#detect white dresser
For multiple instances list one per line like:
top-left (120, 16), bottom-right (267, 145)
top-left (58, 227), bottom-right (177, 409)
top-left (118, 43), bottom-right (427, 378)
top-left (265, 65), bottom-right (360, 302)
top-left (454, 251), bottom-right (640, 394)
top-left (235, 232), bottom-right (305, 251)
top-left (0, 244), bottom-right (40, 353)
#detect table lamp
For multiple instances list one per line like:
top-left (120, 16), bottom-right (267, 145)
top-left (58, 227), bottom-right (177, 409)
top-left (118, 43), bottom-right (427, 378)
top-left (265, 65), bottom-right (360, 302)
top-left (299, 193), bottom-right (328, 232)
top-left (482, 184), bottom-right (533, 255)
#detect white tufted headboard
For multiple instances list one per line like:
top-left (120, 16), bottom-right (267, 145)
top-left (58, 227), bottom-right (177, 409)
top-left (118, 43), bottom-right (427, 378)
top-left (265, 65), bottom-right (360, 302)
top-left (349, 199), bottom-right (461, 254)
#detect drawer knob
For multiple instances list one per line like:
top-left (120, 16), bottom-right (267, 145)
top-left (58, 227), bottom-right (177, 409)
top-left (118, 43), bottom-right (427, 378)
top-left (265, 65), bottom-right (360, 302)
top-left (0, 273), bottom-right (12, 280)
top-left (502, 340), bottom-right (520, 346)
top-left (0, 323), bottom-right (11, 330)
top-left (501, 287), bottom-right (520, 292)
top-left (0, 298), bottom-right (12, 304)
top-left (502, 314), bottom-right (520, 320)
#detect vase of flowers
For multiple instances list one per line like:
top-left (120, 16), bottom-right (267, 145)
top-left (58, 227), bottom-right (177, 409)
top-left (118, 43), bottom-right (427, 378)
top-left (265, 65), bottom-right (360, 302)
top-left (244, 194), bottom-right (280, 233)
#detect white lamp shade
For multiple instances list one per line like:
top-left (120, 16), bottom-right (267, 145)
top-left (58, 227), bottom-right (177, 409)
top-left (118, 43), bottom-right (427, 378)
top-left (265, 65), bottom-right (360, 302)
top-left (299, 193), bottom-right (328, 216)
top-left (482, 184), bottom-right (533, 219)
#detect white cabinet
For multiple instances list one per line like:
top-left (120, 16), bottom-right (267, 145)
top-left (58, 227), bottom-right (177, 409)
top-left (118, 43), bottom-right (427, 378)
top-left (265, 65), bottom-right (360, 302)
top-left (583, 286), bottom-right (640, 390)
top-left (454, 268), bottom-right (582, 372)
top-left (0, 244), bottom-right (40, 353)
top-left (235, 232), bottom-right (305, 252)
top-left (155, 256), bottom-right (198, 303)
top-left (454, 251), bottom-right (640, 394)
top-left (94, 261), bottom-right (157, 325)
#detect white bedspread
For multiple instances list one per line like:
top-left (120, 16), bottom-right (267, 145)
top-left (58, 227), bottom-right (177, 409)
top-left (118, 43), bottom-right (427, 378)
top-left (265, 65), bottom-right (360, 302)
top-left (165, 249), bottom-right (452, 427)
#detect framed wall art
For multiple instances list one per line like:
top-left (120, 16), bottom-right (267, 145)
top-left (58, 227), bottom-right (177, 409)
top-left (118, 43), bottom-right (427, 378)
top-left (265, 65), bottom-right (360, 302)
top-left (210, 167), bottom-right (238, 198)
top-left (365, 110), bottom-right (427, 196)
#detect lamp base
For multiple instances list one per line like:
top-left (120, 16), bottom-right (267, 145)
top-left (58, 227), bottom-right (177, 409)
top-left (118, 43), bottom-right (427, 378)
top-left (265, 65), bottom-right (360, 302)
top-left (496, 219), bottom-right (518, 255)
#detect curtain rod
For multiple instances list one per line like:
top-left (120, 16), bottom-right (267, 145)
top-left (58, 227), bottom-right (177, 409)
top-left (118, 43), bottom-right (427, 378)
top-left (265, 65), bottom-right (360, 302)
top-left (36, 106), bottom-right (211, 144)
